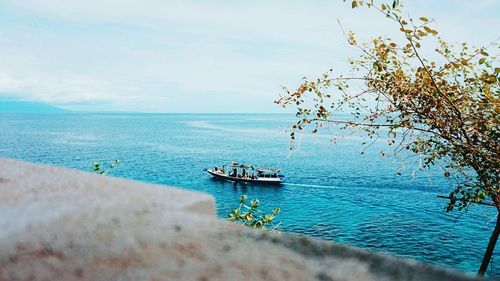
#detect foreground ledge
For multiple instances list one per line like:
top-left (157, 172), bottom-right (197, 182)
top-left (0, 158), bottom-right (483, 281)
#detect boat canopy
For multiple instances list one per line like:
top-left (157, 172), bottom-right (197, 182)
top-left (256, 167), bottom-right (281, 174)
top-left (229, 163), bottom-right (252, 170)
top-left (228, 162), bottom-right (280, 173)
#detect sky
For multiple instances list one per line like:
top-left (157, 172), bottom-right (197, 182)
top-left (0, 0), bottom-right (498, 113)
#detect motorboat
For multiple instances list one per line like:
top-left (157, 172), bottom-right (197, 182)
top-left (205, 161), bottom-right (285, 185)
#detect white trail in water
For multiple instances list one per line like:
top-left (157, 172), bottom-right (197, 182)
top-left (283, 183), bottom-right (342, 189)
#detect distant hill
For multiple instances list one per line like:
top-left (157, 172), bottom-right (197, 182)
top-left (0, 100), bottom-right (67, 113)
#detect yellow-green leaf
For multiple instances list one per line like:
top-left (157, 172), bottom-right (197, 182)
top-left (479, 58), bottom-right (486, 65)
top-left (419, 17), bottom-right (429, 22)
top-left (487, 76), bottom-right (497, 83)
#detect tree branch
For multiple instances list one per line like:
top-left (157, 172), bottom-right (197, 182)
top-left (437, 195), bottom-right (496, 207)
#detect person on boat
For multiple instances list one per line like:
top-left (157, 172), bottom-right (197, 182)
top-left (221, 165), bottom-right (226, 174)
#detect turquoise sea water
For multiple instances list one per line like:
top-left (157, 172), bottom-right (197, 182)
top-left (1, 113), bottom-right (498, 278)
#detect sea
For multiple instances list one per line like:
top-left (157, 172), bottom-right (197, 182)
top-left (0, 113), bottom-right (498, 278)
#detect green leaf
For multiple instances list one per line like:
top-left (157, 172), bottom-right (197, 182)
top-left (487, 75), bottom-right (497, 83)
top-left (251, 199), bottom-right (260, 208)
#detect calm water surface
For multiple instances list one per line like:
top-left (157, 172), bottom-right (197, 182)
top-left (1, 113), bottom-right (498, 278)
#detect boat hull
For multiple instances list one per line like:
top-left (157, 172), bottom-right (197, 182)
top-left (206, 169), bottom-right (283, 185)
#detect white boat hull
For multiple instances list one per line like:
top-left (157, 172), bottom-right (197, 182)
top-left (206, 169), bottom-right (284, 185)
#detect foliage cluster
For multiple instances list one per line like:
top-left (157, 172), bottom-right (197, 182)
top-left (276, 0), bottom-right (498, 214)
top-left (92, 160), bottom-right (120, 175)
top-left (228, 195), bottom-right (281, 230)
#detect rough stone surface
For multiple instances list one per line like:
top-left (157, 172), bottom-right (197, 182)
top-left (0, 158), bottom-right (484, 281)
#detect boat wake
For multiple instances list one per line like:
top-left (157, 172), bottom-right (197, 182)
top-left (283, 183), bottom-right (342, 189)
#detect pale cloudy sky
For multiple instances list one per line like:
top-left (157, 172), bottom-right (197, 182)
top-left (0, 0), bottom-right (498, 112)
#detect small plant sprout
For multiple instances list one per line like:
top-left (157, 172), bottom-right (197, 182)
top-left (227, 195), bottom-right (281, 230)
top-left (92, 159), bottom-right (120, 175)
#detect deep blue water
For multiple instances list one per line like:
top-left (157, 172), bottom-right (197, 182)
top-left (1, 113), bottom-right (498, 278)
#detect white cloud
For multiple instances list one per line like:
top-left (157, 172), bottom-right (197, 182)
top-left (0, 72), bottom-right (116, 103)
